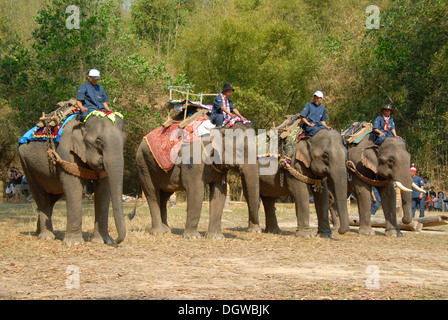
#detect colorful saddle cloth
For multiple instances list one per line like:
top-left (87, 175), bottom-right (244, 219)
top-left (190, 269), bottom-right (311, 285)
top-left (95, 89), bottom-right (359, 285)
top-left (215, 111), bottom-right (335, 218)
top-left (18, 110), bottom-right (124, 145)
top-left (143, 116), bottom-right (208, 172)
top-left (19, 110), bottom-right (79, 145)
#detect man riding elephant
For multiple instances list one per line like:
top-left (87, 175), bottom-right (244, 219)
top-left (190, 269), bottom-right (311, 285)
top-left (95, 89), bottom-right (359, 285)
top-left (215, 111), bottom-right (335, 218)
top-left (210, 82), bottom-right (247, 127)
top-left (299, 91), bottom-right (332, 137)
top-left (76, 69), bottom-right (112, 121)
top-left (372, 104), bottom-right (402, 145)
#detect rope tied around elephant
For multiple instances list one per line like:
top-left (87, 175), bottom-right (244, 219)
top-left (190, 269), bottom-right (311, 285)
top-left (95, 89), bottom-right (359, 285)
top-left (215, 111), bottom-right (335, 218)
top-left (346, 160), bottom-right (390, 187)
top-left (278, 158), bottom-right (326, 192)
top-left (47, 149), bottom-right (108, 180)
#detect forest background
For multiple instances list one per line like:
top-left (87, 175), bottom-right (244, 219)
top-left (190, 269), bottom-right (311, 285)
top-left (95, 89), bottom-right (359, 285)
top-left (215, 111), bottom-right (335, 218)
top-left (0, 0), bottom-right (447, 196)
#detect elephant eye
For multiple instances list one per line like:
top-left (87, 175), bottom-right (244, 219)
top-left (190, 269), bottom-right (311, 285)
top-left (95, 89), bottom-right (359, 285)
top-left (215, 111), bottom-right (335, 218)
top-left (322, 153), bottom-right (329, 164)
top-left (96, 138), bottom-right (104, 149)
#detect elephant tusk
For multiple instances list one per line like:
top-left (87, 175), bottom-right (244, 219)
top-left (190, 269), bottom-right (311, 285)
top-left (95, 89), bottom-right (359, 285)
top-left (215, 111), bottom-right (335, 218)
top-left (395, 181), bottom-right (412, 192)
top-left (412, 182), bottom-right (426, 194)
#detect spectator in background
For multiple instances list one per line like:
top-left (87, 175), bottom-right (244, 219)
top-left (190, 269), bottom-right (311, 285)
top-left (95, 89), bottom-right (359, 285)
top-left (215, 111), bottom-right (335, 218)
top-left (425, 193), bottom-right (436, 211)
top-left (371, 187), bottom-right (381, 215)
top-left (21, 175), bottom-right (32, 203)
top-left (434, 191), bottom-right (446, 211)
top-left (410, 164), bottom-right (425, 218)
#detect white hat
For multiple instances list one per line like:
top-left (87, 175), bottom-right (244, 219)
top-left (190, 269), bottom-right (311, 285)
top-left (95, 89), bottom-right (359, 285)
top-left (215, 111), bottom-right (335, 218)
top-left (88, 69), bottom-right (100, 78)
top-left (313, 90), bottom-right (324, 98)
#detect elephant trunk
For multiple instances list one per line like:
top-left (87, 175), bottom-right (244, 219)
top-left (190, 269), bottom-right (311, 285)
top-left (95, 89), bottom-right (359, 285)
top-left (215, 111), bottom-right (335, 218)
top-left (104, 150), bottom-right (126, 244)
top-left (330, 169), bottom-right (350, 234)
top-left (240, 163), bottom-right (260, 229)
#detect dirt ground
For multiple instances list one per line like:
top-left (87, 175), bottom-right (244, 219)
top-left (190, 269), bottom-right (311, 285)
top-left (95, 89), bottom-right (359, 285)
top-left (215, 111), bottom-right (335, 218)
top-left (0, 200), bottom-right (447, 301)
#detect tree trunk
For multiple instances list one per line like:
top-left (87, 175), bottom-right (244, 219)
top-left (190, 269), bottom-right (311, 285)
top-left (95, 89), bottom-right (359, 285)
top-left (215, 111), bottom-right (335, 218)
top-left (349, 215), bottom-right (423, 232)
top-left (415, 215), bottom-right (448, 227)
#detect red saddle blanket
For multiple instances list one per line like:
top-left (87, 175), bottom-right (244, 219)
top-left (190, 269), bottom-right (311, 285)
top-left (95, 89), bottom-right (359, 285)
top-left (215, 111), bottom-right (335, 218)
top-left (143, 117), bottom-right (208, 172)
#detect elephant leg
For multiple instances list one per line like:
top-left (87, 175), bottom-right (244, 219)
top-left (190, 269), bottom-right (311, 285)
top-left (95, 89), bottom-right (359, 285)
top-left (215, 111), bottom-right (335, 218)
top-left (261, 195), bottom-right (281, 234)
top-left (35, 193), bottom-right (60, 240)
top-left (92, 178), bottom-right (114, 244)
top-left (183, 176), bottom-right (205, 239)
top-left (379, 185), bottom-right (403, 237)
top-left (354, 184), bottom-right (376, 236)
top-left (141, 175), bottom-right (170, 235)
top-left (291, 182), bottom-right (314, 238)
top-left (62, 175), bottom-right (85, 246)
top-left (206, 181), bottom-right (226, 239)
top-left (313, 186), bottom-right (332, 238)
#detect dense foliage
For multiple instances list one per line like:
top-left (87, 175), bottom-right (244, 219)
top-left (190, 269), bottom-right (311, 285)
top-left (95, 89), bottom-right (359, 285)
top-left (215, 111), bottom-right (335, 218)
top-left (1, 0), bottom-right (447, 192)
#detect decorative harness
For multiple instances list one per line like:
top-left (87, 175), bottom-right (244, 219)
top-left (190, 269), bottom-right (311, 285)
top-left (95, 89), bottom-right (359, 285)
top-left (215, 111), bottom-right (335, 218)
top-left (278, 158), bottom-right (327, 192)
top-left (346, 160), bottom-right (390, 187)
top-left (220, 93), bottom-right (231, 120)
top-left (46, 110), bottom-right (124, 180)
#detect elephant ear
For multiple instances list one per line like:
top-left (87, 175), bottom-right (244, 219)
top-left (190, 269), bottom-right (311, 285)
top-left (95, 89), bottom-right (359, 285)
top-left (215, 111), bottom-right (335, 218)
top-left (295, 137), bottom-right (311, 168)
top-left (361, 145), bottom-right (379, 174)
top-left (71, 122), bottom-right (87, 163)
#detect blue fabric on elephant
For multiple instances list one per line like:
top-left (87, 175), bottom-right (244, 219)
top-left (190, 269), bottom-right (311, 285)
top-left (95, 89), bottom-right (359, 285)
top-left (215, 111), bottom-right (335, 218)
top-left (18, 113), bottom-right (78, 145)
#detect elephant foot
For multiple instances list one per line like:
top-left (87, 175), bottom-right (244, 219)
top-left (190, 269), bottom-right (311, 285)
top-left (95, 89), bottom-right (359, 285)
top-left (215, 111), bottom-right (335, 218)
top-left (206, 231), bottom-right (224, 240)
top-left (317, 231), bottom-right (333, 239)
top-left (63, 234), bottom-right (85, 247)
top-left (92, 233), bottom-right (114, 245)
top-left (331, 221), bottom-right (340, 232)
top-left (37, 230), bottom-right (55, 241)
top-left (385, 227), bottom-right (403, 237)
top-left (183, 229), bottom-right (202, 239)
top-left (295, 227), bottom-right (314, 239)
top-left (265, 225), bottom-right (282, 234)
top-left (148, 224), bottom-right (171, 235)
top-left (358, 226), bottom-right (376, 236)
top-left (247, 222), bottom-right (262, 233)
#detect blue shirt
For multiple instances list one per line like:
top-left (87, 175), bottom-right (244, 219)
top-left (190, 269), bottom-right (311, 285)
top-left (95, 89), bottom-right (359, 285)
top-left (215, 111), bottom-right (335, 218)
top-left (77, 82), bottom-right (109, 113)
top-left (300, 102), bottom-right (327, 126)
top-left (412, 175), bottom-right (425, 199)
top-left (211, 93), bottom-right (235, 118)
top-left (373, 115), bottom-right (396, 135)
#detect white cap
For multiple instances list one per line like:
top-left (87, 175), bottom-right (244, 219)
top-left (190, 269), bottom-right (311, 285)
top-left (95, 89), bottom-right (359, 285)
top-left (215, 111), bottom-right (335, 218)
top-left (313, 90), bottom-right (324, 98)
top-left (88, 69), bottom-right (100, 78)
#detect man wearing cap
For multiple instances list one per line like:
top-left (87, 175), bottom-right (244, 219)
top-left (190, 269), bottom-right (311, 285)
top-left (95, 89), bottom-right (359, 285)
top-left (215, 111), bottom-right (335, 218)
top-left (410, 164), bottom-right (425, 218)
top-left (372, 104), bottom-right (401, 145)
top-left (210, 82), bottom-right (247, 127)
top-left (299, 91), bottom-right (332, 137)
top-left (76, 69), bottom-right (112, 121)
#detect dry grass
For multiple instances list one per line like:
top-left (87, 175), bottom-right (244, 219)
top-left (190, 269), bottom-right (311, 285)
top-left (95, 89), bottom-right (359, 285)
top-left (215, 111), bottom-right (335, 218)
top-left (0, 199), bottom-right (447, 300)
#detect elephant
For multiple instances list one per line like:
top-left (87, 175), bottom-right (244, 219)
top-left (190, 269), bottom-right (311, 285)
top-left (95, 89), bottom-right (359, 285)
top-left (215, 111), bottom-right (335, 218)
top-left (18, 113), bottom-right (126, 246)
top-left (331, 134), bottom-right (422, 236)
top-left (259, 129), bottom-right (350, 238)
top-left (135, 121), bottom-right (261, 239)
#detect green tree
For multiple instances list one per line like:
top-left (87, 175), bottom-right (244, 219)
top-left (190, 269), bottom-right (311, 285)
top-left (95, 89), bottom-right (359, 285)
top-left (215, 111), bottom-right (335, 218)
top-left (173, 0), bottom-right (319, 129)
top-left (131, 0), bottom-right (193, 58)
